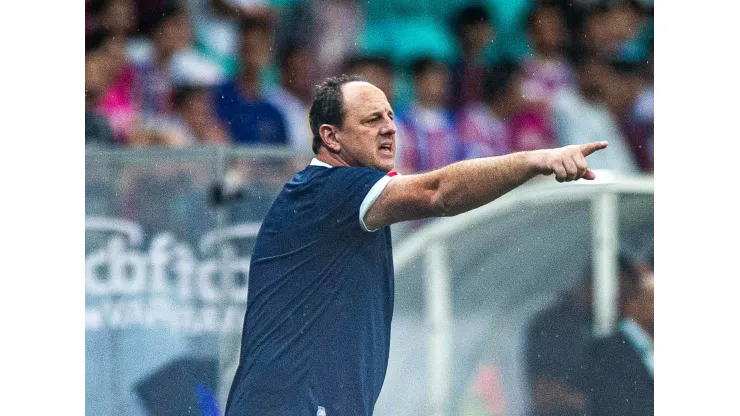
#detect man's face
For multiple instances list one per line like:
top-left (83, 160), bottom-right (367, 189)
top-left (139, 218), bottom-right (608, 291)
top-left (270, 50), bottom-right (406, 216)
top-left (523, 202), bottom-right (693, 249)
top-left (156, 14), bottom-right (192, 53)
top-left (240, 28), bottom-right (273, 71)
top-left (415, 66), bottom-right (449, 108)
top-left (102, 0), bottom-right (136, 35)
top-left (505, 73), bottom-right (528, 112)
top-left (631, 272), bottom-right (654, 335)
top-left (335, 82), bottom-right (397, 172)
top-left (530, 7), bottom-right (567, 53)
top-left (462, 22), bottom-right (495, 53)
top-left (181, 91), bottom-right (212, 132)
top-left (579, 59), bottom-right (612, 103)
top-left (85, 52), bottom-right (108, 99)
top-left (283, 50), bottom-right (315, 101)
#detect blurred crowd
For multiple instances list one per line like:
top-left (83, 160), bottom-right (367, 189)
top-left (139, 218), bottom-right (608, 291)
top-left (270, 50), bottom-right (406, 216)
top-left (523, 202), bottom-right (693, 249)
top-left (85, 0), bottom-right (654, 175)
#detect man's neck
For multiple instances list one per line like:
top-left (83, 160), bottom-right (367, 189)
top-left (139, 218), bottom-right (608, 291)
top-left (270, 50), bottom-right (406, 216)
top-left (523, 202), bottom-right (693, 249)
top-left (238, 70), bottom-right (261, 98)
top-left (282, 81), bottom-right (309, 103)
top-left (488, 99), bottom-right (515, 121)
top-left (315, 151), bottom-right (351, 168)
top-left (623, 317), bottom-right (654, 342)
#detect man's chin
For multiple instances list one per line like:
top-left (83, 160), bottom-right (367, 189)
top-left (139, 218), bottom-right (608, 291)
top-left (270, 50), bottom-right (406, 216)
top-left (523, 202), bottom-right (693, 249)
top-left (376, 157), bottom-right (395, 173)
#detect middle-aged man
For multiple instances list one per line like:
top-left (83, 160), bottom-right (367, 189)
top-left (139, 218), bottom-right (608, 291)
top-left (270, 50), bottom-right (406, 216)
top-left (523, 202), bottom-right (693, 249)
top-left (225, 74), bottom-right (608, 416)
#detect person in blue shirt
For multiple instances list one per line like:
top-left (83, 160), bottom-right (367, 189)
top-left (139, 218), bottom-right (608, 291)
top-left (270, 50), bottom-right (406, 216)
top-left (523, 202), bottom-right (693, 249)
top-left (225, 74), bottom-right (609, 415)
top-left (588, 245), bottom-right (654, 416)
top-left (213, 16), bottom-right (288, 145)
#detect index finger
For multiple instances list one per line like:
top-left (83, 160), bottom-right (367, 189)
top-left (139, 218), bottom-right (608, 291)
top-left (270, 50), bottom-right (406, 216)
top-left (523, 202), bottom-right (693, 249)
top-left (580, 141), bottom-right (608, 156)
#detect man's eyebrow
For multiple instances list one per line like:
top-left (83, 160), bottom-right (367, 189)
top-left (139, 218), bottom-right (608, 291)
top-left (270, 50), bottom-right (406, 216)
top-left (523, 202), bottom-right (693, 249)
top-left (365, 109), bottom-right (394, 118)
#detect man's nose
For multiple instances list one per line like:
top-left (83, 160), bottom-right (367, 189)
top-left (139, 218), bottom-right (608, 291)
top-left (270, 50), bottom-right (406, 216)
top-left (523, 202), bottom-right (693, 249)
top-left (380, 119), bottom-right (396, 136)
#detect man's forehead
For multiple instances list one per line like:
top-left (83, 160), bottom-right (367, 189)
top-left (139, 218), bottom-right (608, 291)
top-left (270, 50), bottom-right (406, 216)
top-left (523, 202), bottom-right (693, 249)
top-left (341, 81), bottom-right (390, 112)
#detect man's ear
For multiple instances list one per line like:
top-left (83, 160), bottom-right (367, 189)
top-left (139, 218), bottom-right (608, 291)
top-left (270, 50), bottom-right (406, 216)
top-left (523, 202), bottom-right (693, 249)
top-left (319, 124), bottom-right (341, 153)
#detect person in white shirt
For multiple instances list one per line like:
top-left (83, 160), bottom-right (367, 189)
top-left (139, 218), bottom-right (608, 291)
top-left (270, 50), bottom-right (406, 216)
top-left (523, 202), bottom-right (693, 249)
top-left (588, 249), bottom-right (653, 416)
top-left (265, 44), bottom-right (316, 154)
top-left (551, 53), bottom-right (640, 174)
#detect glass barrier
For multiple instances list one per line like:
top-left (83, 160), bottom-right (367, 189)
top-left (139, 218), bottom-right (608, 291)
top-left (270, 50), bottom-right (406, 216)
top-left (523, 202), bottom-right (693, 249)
top-left (86, 147), bottom-right (305, 415)
top-left (378, 178), bottom-right (653, 416)
top-left (86, 147), bottom-right (653, 416)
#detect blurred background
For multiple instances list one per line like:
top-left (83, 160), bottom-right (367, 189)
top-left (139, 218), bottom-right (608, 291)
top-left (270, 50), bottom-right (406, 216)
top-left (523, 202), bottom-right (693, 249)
top-left (85, 0), bottom-right (654, 414)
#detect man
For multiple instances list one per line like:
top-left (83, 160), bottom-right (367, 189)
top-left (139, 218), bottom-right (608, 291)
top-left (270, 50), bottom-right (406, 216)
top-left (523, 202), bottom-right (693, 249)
top-left (521, 2), bottom-right (576, 108)
top-left (342, 54), bottom-right (410, 172)
top-left (397, 57), bottom-right (464, 173)
top-left (342, 55), bottom-right (395, 105)
top-left (213, 15), bottom-right (287, 145)
top-left (265, 44), bottom-right (316, 153)
top-left (525, 270), bottom-right (593, 416)
top-left (608, 57), bottom-right (654, 173)
top-left (588, 272), bottom-right (654, 416)
top-left (225, 74), bottom-right (608, 415)
top-left (143, 85), bottom-right (231, 146)
top-left (450, 5), bottom-right (497, 109)
top-left (524, 255), bottom-right (643, 416)
top-left (551, 53), bottom-right (640, 174)
top-left (85, 35), bottom-right (116, 147)
top-left (588, 229), bottom-right (654, 416)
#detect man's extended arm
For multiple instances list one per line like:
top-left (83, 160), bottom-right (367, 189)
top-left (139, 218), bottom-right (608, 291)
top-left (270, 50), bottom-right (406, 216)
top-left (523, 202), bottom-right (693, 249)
top-left (363, 142), bottom-right (608, 230)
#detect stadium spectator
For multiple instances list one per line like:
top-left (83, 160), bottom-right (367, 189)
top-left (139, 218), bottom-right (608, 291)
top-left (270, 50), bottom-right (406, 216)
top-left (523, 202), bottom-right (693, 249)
top-left (87, 28), bottom-right (143, 144)
top-left (265, 44), bottom-right (316, 153)
top-left (85, 44), bottom-right (117, 147)
top-left (213, 15), bottom-right (288, 145)
top-left (343, 55), bottom-right (396, 106)
top-left (132, 3), bottom-right (224, 121)
top-left (396, 57), bottom-right (464, 173)
top-left (457, 61), bottom-right (555, 160)
top-left (186, 0), bottom-right (276, 78)
top-left (578, 1), bottom-right (650, 59)
top-left (275, 0), bottom-right (365, 79)
top-left (449, 4), bottom-right (496, 110)
top-left (98, 0), bottom-right (138, 38)
top-left (143, 85), bottom-right (231, 146)
top-left (545, 0), bottom-right (596, 50)
top-left (579, 4), bottom-right (614, 57)
top-left (607, 58), bottom-right (654, 172)
top-left (604, 0), bottom-right (647, 52)
top-left (521, 2), bottom-right (577, 108)
top-left (588, 262), bottom-right (654, 416)
top-left (551, 53), bottom-right (640, 173)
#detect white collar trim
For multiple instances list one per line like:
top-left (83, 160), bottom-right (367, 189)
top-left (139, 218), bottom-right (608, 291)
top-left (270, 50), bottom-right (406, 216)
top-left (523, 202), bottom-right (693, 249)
top-left (620, 318), bottom-right (654, 377)
top-left (309, 158), bottom-right (333, 168)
